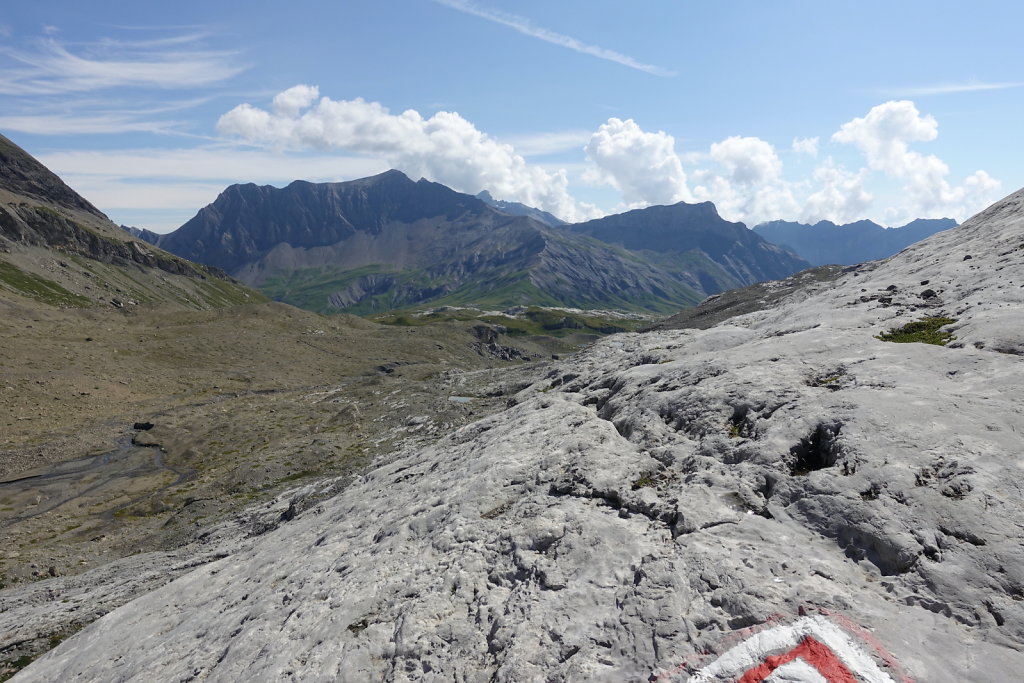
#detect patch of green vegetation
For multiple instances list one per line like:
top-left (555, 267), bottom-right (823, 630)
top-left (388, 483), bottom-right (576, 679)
top-left (0, 259), bottom-right (92, 308)
top-left (260, 264), bottom-right (394, 313)
top-left (631, 475), bottom-right (657, 490)
top-left (1, 655), bottom-right (37, 682)
top-left (33, 205), bottom-right (62, 219)
top-left (876, 316), bottom-right (956, 346)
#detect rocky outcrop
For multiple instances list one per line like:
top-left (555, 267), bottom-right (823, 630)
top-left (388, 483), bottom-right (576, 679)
top-left (754, 217), bottom-right (958, 266)
top-left (0, 203), bottom-right (218, 279)
top-left (16, 188), bottom-right (1024, 680)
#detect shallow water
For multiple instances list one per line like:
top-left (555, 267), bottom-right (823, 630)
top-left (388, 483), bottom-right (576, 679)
top-left (0, 439), bottom-right (194, 528)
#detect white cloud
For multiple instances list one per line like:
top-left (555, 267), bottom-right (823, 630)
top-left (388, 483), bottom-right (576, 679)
top-left (0, 33), bottom-right (245, 95)
top-left (0, 113), bottom-right (181, 135)
top-left (217, 87), bottom-right (589, 221)
top-left (833, 100), bottom-right (1001, 220)
top-left (272, 84), bottom-right (319, 117)
top-left (833, 100), bottom-right (937, 173)
top-left (710, 136), bottom-right (783, 186)
top-left (792, 136), bottom-right (819, 156)
top-left (433, 0), bottom-right (674, 77)
top-left (800, 161), bottom-right (873, 224)
top-left (583, 117), bottom-right (690, 207)
top-left (690, 170), bottom-right (799, 228)
top-left (880, 81), bottom-right (1024, 97)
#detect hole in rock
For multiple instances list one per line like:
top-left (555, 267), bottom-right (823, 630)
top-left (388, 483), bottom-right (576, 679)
top-left (789, 422), bottom-right (844, 475)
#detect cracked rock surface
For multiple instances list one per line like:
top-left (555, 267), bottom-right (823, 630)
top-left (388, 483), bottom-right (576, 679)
top-left (16, 190), bottom-right (1024, 680)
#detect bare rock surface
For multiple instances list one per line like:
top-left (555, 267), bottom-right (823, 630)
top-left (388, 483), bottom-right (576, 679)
top-left (14, 189), bottom-right (1024, 680)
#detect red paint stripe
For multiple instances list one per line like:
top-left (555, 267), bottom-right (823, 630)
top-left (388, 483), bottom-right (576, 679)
top-left (736, 636), bottom-right (859, 683)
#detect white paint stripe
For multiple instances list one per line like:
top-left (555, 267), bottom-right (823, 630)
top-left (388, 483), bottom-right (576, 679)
top-left (767, 659), bottom-right (830, 682)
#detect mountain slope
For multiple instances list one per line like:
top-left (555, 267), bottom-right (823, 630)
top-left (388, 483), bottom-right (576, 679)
top-left (569, 201), bottom-right (810, 289)
top-left (754, 217), bottom-right (957, 265)
top-left (158, 172), bottom-right (746, 314)
top-left (0, 133), bottom-right (259, 310)
top-left (18, 187), bottom-right (1024, 679)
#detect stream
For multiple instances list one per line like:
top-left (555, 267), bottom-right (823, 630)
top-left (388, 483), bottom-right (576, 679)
top-left (0, 438), bottom-right (195, 528)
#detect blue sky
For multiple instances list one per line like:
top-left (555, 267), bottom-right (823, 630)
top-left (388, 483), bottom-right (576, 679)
top-left (1, 1), bottom-right (1021, 231)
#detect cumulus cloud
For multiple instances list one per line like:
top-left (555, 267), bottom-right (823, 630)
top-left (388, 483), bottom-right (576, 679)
top-left (584, 121), bottom-right (798, 225)
top-left (800, 161), bottom-right (873, 224)
top-left (690, 169), bottom-right (798, 227)
top-left (710, 136), bottom-right (783, 186)
top-left (272, 84), bottom-right (319, 117)
top-left (833, 100), bottom-right (1000, 220)
top-left (218, 86), bottom-right (593, 221)
top-left (583, 118), bottom-right (690, 207)
top-left (792, 136), bottom-right (819, 156)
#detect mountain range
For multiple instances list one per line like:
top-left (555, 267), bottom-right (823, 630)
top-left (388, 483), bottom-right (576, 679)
top-left (753, 217), bottom-right (958, 265)
top-left (153, 170), bottom-right (809, 314)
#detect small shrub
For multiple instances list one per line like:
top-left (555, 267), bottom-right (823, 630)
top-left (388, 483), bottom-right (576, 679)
top-left (876, 316), bottom-right (956, 346)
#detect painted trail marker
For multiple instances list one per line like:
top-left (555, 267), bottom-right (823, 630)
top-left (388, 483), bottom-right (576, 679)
top-left (682, 615), bottom-right (906, 682)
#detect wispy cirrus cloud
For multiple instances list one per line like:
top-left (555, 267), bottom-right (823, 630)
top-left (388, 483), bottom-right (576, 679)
top-left (0, 31), bottom-right (246, 95)
top-left (433, 0), bottom-right (675, 77)
top-left (0, 113), bottom-right (182, 135)
top-left (879, 80), bottom-right (1024, 97)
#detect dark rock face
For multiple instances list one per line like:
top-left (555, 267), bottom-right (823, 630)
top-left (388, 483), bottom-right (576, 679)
top-left (569, 201), bottom-right (810, 288)
top-left (0, 134), bottom-right (106, 219)
top-left (161, 171), bottom-right (486, 274)
top-left (754, 218), bottom-right (958, 266)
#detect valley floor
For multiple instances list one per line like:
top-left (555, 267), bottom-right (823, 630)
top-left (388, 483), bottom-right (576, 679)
top-left (0, 299), bottom-right (546, 676)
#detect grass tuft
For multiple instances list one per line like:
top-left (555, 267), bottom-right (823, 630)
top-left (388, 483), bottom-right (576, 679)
top-left (876, 316), bottom-right (956, 346)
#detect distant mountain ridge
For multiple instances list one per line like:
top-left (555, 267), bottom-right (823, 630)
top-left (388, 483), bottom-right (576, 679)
top-left (475, 190), bottom-right (566, 227)
top-left (121, 225), bottom-right (162, 245)
top-left (570, 201), bottom-right (808, 288)
top-left (753, 217), bottom-right (957, 266)
top-left (157, 171), bottom-right (812, 314)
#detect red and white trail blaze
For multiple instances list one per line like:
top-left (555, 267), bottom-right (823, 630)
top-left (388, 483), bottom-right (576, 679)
top-left (681, 616), bottom-right (906, 683)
